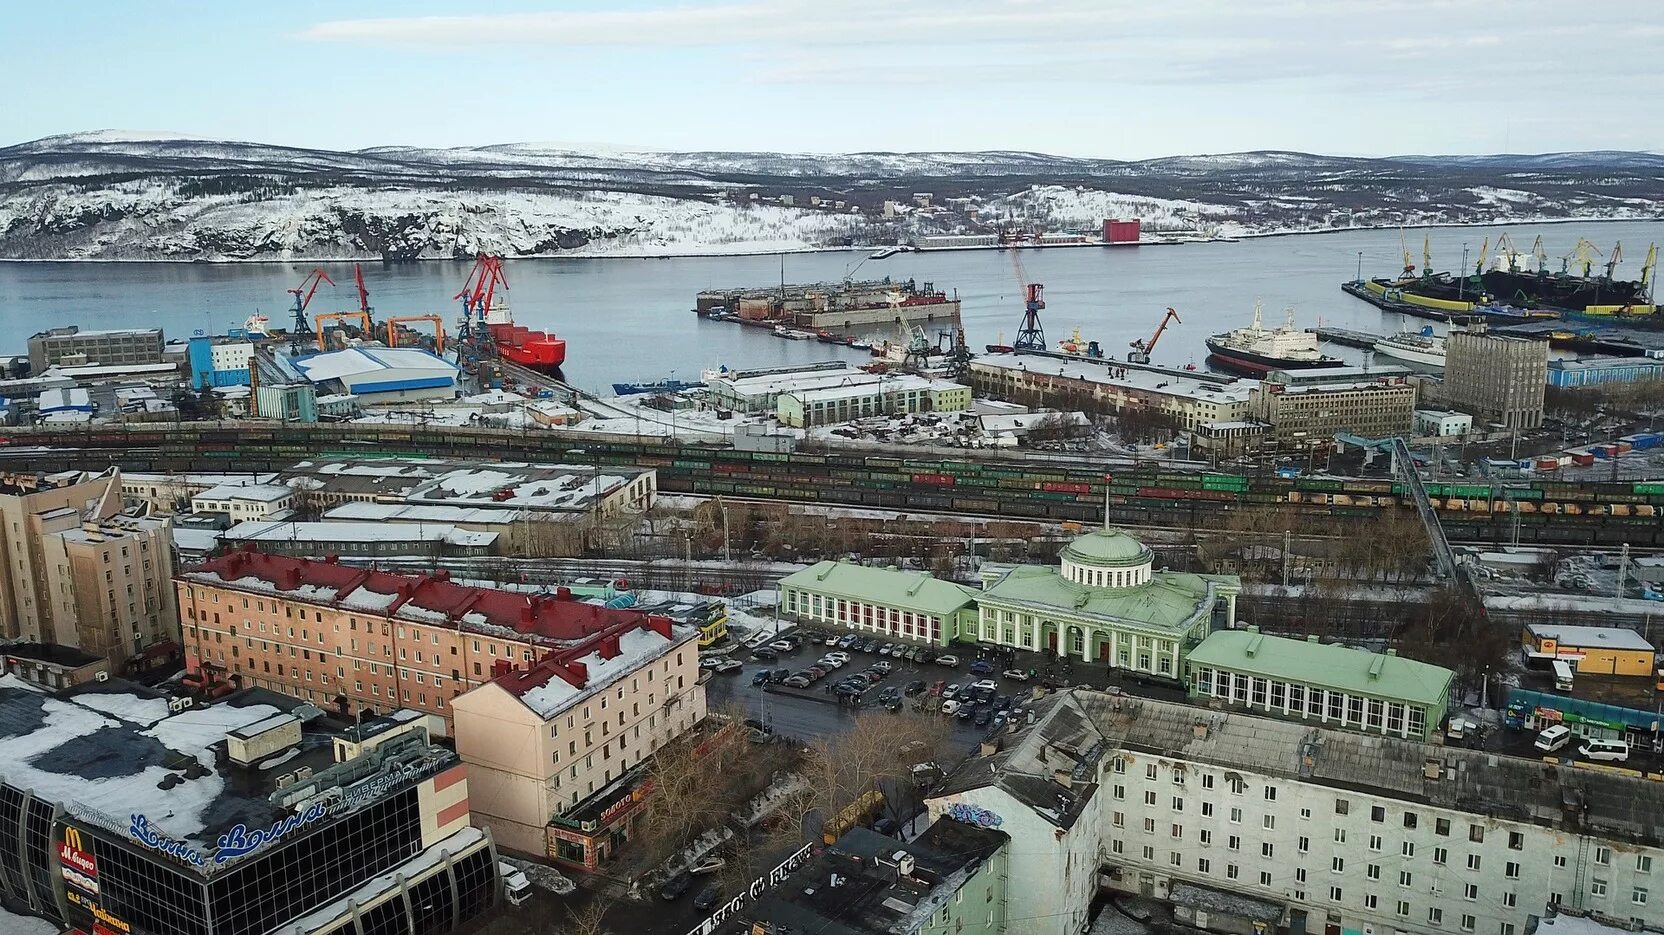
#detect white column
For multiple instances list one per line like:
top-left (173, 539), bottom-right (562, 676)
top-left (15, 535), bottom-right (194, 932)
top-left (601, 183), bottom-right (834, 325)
top-left (1082, 627), bottom-right (1093, 663)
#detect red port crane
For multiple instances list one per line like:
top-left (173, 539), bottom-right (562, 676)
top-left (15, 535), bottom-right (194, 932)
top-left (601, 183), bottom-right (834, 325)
top-left (353, 263), bottom-right (375, 327)
top-left (287, 268), bottom-right (334, 335)
top-left (1127, 307), bottom-right (1181, 364)
top-left (454, 255), bottom-right (509, 340)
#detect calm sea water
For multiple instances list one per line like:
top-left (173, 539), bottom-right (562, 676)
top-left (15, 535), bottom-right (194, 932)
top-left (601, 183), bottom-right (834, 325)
top-left (2, 221), bottom-right (1659, 393)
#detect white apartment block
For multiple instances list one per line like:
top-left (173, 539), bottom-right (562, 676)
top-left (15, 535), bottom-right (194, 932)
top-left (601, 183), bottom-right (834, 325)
top-left (929, 691), bottom-right (1664, 935)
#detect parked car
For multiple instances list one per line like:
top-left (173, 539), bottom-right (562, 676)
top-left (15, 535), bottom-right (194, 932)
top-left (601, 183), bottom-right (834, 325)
top-left (752, 670), bottom-right (771, 686)
top-left (715, 659), bottom-right (743, 674)
top-left (904, 679), bottom-right (928, 696)
top-left (750, 647), bottom-right (778, 661)
top-left (879, 643), bottom-right (897, 656)
top-left (659, 872), bottom-right (694, 900)
top-left (698, 657), bottom-right (723, 670)
top-left (942, 683), bottom-right (963, 701)
top-left (878, 688), bottom-right (903, 711)
top-left (934, 655), bottom-right (960, 668)
top-left (929, 680), bottom-right (946, 696)
top-left (693, 885), bottom-right (723, 911)
top-left (860, 638), bottom-right (882, 653)
top-left (837, 634), bottom-right (860, 649)
top-left (974, 707), bottom-right (992, 727)
top-left (971, 679), bottom-right (998, 696)
top-left (872, 661), bottom-right (894, 675)
top-left (941, 699), bottom-right (962, 715)
top-left (1001, 668), bottom-right (1031, 681)
top-left (1535, 725), bottom-right (1573, 753)
top-left (991, 695), bottom-right (1012, 711)
top-left (783, 675), bottom-right (811, 688)
top-left (771, 668), bottom-right (791, 683)
top-left (956, 704), bottom-right (977, 720)
top-left (824, 651), bottom-right (851, 664)
top-left (689, 856), bottom-right (727, 875)
top-left (768, 640), bottom-right (794, 653)
top-left (824, 634), bottom-right (841, 646)
top-left (969, 660), bottom-right (995, 675)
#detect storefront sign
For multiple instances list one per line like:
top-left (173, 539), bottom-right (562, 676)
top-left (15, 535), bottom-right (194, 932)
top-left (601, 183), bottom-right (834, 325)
top-left (599, 783), bottom-right (651, 826)
top-left (684, 842), bottom-right (814, 935)
top-left (59, 827), bottom-right (98, 879)
top-left (213, 801), bottom-right (329, 863)
top-left (62, 866), bottom-right (99, 896)
top-left (91, 906), bottom-right (130, 934)
top-left (127, 815), bottom-right (205, 868)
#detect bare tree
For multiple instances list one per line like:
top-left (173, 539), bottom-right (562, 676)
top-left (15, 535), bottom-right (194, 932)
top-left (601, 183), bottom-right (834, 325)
top-left (564, 898), bottom-right (613, 935)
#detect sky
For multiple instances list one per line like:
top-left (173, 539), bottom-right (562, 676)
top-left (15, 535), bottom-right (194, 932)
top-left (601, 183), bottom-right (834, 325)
top-left (5, 0), bottom-right (1662, 159)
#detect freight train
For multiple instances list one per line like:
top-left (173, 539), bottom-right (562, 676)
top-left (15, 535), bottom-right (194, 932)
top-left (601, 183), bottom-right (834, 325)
top-left (7, 424), bottom-right (1664, 548)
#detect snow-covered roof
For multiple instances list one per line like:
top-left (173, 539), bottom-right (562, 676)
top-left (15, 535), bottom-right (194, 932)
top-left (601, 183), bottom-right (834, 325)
top-left (193, 483), bottom-right (294, 503)
top-left (37, 387), bottom-right (92, 411)
top-left (488, 616), bottom-right (697, 719)
top-left (973, 353), bottom-right (1255, 404)
top-left (292, 346), bottom-right (457, 382)
top-left (221, 520), bottom-right (496, 548)
top-left (322, 502), bottom-right (526, 525)
top-left (123, 472), bottom-right (280, 487)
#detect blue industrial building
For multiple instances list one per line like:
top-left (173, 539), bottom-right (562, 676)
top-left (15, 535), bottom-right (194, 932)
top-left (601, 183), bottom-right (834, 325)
top-left (1546, 356), bottom-right (1664, 388)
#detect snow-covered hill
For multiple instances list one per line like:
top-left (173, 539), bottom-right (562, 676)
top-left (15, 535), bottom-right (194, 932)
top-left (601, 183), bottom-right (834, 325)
top-left (1, 132), bottom-right (1660, 260)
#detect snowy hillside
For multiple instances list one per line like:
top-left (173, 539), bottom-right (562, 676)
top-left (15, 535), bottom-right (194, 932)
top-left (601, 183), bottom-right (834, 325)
top-left (1, 132), bottom-right (1661, 261)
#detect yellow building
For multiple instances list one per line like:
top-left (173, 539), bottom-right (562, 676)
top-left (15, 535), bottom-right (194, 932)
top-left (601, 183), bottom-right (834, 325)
top-left (1522, 623), bottom-right (1656, 677)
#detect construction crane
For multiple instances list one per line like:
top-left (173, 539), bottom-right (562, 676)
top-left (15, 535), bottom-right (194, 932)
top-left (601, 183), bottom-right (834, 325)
top-left (1007, 247), bottom-right (1046, 351)
top-left (384, 315), bottom-right (446, 354)
top-left (1398, 230), bottom-right (1416, 278)
top-left (353, 263), bottom-right (375, 327)
top-left (1473, 237), bottom-right (1490, 275)
top-left (314, 311), bottom-right (372, 351)
top-left (1642, 244), bottom-right (1659, 300)
top-left (1530, 235), bottom-right (1549, 274)
top-left (1127, 308), bottom-right (1181, 365)
top-left (286, 268), bottom-right (334, 336)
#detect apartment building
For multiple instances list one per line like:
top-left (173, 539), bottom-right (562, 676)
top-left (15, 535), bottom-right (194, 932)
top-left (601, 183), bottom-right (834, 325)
top-left (930, 690), bottom-right (1664, 935)
top-left (26, 324), bottom-right (164, 372)
top-left (449, 613), bottom-right (704, 860)
top-left (176, 549), bottom-right (658, 733)
top-left (1445, 325), bottom-right (1548, 430)
top-left (0, 468), bottom-right (177, 671)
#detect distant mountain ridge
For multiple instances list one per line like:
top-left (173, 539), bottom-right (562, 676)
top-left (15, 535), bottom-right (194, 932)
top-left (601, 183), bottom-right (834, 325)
top-left (1, 132), bottom-right (1660, 261)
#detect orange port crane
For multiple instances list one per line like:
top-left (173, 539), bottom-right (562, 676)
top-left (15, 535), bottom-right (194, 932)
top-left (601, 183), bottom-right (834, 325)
top-left (385, 315), bottom-right (446, 354)
top-left (1127, 307), bottom-right (1181, 364)
top-left (287, 268), bottom-right (334, 335)
top-left (314, 311), bottom-right (372, 350)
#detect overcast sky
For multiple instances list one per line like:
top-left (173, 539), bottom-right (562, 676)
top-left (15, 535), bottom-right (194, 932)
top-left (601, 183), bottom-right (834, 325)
top-left (8, 0), bottom-right (1662, 158)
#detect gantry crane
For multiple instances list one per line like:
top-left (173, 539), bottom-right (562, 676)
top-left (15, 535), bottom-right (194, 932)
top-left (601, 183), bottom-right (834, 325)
top-left (1007, 247), bottom-right (1046, 351)
top-left (1605, 242), bottom-right (1624, 282)
top-left (314, 311), bottom-right (372, 350)
top-left (1494, 233), bottom-right (1517, 272)
top-left (286, 268), bottom-right (334, 337)
top-left (1642, 244), bottom-right (1659, 301)
top-left (1127, 307), bottom-right (1181, 364)
top-left (1473, 237), bottom-right (1490, 276)
top-left (1399, 230), bottom-right (1416, 278)
top-left (385, 315), bottom-right (446, 354)
top-left (1564, 238), bottom-right (1601, 278)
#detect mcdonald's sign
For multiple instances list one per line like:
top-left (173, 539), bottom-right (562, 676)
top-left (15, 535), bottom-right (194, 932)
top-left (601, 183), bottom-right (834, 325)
top-left (58, 826), bottom-right (97, 880)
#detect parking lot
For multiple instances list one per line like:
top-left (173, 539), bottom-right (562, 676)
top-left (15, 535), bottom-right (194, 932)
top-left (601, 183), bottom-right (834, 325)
top-left (701, 625), bottom-right (1115, 745)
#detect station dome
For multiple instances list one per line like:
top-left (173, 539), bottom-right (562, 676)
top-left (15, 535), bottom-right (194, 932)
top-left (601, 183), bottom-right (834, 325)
top-left (1060, 529), bottom-right (1154, 589)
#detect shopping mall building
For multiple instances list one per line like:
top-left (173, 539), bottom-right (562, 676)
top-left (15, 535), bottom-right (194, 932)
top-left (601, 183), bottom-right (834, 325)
top-left (0, 673), bottom-right (502, 935)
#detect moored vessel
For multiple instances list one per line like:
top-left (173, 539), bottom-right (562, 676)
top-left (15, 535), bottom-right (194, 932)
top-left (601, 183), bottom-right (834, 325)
top-left (1372, 326), bottom-right (1447, 368)
top-left (1205, 304), bottom-right (1344, 375)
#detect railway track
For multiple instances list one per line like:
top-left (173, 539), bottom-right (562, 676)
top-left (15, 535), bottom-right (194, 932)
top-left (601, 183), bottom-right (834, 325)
top-left (6, 421), bottom-right (1664, 550)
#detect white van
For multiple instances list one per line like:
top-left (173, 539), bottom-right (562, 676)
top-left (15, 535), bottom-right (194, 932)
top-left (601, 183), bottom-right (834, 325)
top-left (1578, 738), bottom-right (1631, 762)
top-left (1553, 660), bottom-right (1575, 692)
top-left (1534, 725), bottom-right (1573, 753)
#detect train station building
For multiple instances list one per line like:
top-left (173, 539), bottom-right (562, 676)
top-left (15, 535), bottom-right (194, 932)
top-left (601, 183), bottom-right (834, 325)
top-left (973, 529), bottom-right (1239, 680)
top-left (0, 675), bottom-right (497, 935)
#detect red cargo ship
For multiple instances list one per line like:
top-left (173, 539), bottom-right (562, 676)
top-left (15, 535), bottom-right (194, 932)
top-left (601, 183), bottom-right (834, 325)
top-left (456, 255), bottom-right (567, 373)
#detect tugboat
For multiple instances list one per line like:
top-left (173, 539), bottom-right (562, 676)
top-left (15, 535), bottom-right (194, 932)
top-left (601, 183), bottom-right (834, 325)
top-left (1205, 303), bottom-right (1344, 376)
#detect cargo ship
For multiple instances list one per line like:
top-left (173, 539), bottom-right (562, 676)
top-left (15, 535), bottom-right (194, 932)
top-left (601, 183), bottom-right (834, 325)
top-left (613, 378), bottom-right (700, 396)
top-left (1482, 240), bottom-right (1656, 316)
top-left (1205, 304), bottom-right (1344, 375)
top-left (1371, 326), bottom-right (1447, 368)
top-left (487, 308), bottom-right (567, 373)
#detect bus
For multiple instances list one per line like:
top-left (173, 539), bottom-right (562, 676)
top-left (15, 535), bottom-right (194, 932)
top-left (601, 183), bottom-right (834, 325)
top-left (1553, 660), bottom-right (1575, 692)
